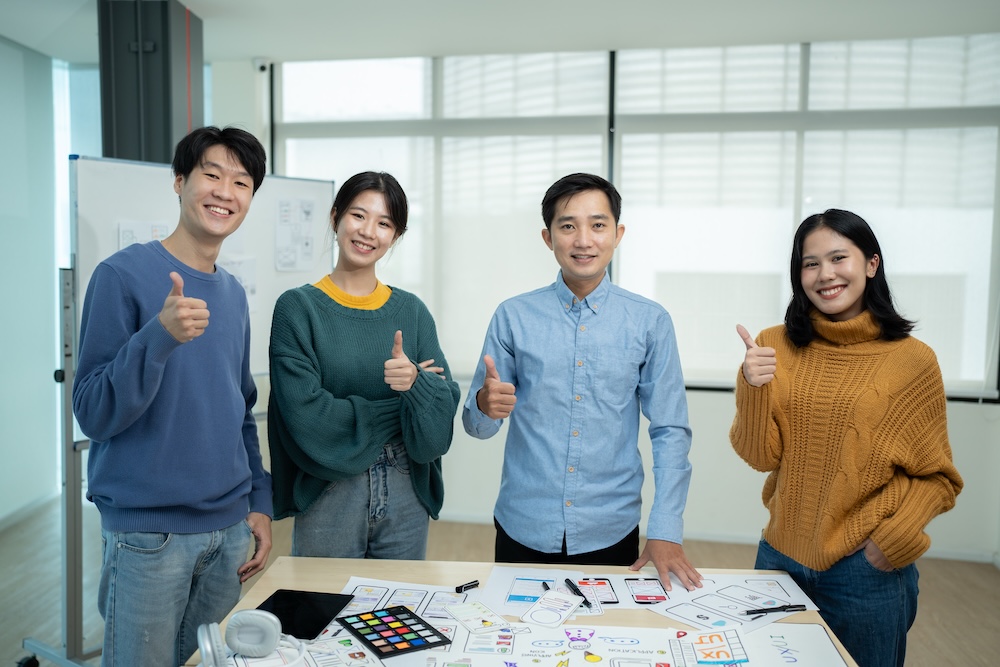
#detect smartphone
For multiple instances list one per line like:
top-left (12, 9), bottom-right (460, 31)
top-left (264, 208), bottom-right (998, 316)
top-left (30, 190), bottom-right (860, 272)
top-left (578, 577), bottom-right (618, 604)
top-left (624, 577), bottom-right (668, 604)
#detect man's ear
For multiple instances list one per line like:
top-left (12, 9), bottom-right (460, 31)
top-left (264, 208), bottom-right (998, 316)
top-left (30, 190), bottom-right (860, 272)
top-left (614, 223), bottom-right (626, 247)
top-left (173, 174), bottom-right (184, 195)
top-left (541, 227), bottom-right (553, 251)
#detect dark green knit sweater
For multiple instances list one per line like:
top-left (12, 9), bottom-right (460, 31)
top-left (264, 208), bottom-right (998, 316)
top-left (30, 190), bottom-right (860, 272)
top-left (267, 285), bottom-right (460, 520)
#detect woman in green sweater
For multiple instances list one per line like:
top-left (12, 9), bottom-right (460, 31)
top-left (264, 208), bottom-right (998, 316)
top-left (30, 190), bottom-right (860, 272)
top-left (730, 209), bottom-right (962, 667)
top-left (268, 171), bottom-right (460, 559)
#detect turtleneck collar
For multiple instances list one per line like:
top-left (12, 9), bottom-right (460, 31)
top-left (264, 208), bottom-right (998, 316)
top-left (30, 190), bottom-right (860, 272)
top-left (809, 309), bottom-right (882, 346)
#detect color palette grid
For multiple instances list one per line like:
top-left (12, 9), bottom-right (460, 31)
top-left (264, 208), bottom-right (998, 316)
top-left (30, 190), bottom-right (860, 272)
top-left (337, 606), bottom-right (452, 657)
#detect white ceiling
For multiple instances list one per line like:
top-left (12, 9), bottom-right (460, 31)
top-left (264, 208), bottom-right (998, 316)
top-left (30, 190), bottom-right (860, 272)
top-left (2, 0), bottom-right (1000, 66)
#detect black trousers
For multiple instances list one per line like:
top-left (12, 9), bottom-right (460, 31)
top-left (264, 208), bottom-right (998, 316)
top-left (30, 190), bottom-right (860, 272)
top-left (494, 518), bottom-right (639, 566)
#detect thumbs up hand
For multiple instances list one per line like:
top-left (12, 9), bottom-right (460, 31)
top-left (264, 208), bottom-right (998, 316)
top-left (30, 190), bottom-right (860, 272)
top-left (737, 324), bottom-right (776, 387)
top-left (476, 354), bottom-right (517, 419)
top-left (384, 330), bottom-right (419, 391)
top-left (159, 271), bottom-right (210, 343)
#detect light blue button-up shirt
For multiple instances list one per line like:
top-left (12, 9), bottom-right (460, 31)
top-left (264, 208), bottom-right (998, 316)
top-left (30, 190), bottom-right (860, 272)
top-left (463, 271), bottom-right (692, 555)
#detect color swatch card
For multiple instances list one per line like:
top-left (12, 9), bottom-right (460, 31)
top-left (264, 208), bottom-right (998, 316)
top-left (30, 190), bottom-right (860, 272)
top-left (337, 606), bottom-right (452, 657)
top-left (444, 601), bottom-right (510, 634)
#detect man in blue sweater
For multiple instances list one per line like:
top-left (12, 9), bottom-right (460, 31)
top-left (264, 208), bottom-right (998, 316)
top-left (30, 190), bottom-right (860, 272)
top-left (463, 173), bottom-right (702, 592)
top-left (73, 126), bottom-right (272, 666)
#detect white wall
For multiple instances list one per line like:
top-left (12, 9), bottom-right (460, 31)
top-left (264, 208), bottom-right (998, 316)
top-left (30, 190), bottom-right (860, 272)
top-left (0, 35), bottom-right (59, 528)
top-left (210, 60), bottom-right (271, 164)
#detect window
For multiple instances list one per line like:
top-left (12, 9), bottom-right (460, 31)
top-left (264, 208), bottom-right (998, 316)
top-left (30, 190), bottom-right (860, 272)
top-left (281, 58), bottom-right (430, 122)
top-left (809, 35), bottom-right (1000, 110)
top-left (277, 35), bottom-right (1000, 397)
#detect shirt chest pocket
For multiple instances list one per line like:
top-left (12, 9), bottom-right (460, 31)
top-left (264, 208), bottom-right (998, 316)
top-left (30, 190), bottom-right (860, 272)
top-left (591, 345), bottom-right (645, 399)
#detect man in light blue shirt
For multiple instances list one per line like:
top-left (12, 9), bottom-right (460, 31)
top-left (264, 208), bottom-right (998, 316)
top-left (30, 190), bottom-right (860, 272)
top-left (463, 173), bottom-right (702, 591)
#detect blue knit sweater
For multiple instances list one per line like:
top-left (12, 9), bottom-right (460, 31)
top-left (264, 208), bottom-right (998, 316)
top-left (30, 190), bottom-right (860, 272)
top-left (73, 241), bottom-right (272, 533)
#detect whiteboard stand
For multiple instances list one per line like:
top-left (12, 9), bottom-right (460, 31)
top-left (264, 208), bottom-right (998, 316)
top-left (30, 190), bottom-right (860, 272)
top-left (22, 268), bottom-right (100, 665)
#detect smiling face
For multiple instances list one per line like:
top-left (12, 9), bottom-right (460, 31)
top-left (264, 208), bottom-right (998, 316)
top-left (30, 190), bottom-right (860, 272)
top-left (541, 189), bottom-right (625, 300)
top-left (800, 225), bottom-right (879, 321)
top-left (173, 144), bottom-right (254, 246)
top-left (332, 189), bottom-right (398, 274)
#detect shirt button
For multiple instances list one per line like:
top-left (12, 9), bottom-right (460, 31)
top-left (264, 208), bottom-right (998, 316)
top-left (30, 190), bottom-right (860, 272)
top-left (565, 303), bottom-right (570, 309)
top-left (572, 430), bottom-right (579, 437)
top-left (575, 395), bottom-right (581, 401)
top-left (565, 501), bottom-right (572, 507)
top-left (579, 325), bottom-right (586, 332)
top-left (577, 360), bottom-right (583, 367)
top-left (568, 466), bottom-right (575, 472)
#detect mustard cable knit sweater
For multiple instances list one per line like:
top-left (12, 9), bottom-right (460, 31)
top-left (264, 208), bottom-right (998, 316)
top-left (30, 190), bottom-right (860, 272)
top-left (730, 310), bottom-right (963, 571)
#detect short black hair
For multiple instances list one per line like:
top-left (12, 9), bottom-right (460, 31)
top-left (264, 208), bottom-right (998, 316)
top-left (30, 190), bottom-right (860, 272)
top-left (785, 208), bottom-right (914, 346)
top-left (330, 171), bottom-right (409, 237)
top-left (541, 173), bottom-right (621, 230)
top-left (171, 126), bottom-right (267, 194)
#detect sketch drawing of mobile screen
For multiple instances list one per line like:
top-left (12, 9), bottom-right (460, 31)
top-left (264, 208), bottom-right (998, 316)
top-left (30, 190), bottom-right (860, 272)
top-left (624, 577), bottom-right (668, 604)
top-left (579, 577), bottom-right (618, 604)
top-left (340, 584), bottom-right (389, 615)
top-left (424, 590), bottom-right (467, 619)
top-left (387, 588), bottom-right (428, 611)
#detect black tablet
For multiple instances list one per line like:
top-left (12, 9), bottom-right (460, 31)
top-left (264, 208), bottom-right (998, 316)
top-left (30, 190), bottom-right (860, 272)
top-left (256, 588), bottom-right (355, 640)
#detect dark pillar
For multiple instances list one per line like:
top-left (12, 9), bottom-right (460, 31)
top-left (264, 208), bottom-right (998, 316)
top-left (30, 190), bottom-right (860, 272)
top-left (98, 0), bottom-right (203, 163)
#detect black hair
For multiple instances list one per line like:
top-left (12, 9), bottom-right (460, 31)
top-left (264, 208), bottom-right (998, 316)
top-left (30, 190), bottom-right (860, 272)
top-left (171, 126), bottom-right (267, 194)
top-left (785, 208), bottom-right (914, 346)
top-left (541, 173), bottom-right (621, 230)
top-left (330, 171), bottom-right (409, 237)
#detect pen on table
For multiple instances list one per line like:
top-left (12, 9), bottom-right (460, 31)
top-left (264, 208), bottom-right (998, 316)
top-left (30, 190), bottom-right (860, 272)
top-left (455, 579), bottom-right (479, 593)
top-left (742, 604), bottom-right (806, 616)
top-left (541, 581), bottom-right (551, 591)
top-left (563, 578), bottom-right (593, 608)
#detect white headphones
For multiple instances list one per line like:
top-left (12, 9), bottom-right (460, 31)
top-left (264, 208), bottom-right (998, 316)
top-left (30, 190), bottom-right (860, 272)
top-left (197, 609), bottom-right (307, 667)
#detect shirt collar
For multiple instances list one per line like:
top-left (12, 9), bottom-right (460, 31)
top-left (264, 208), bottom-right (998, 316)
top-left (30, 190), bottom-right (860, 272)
top-left (555, 270), bottom-right (610, 314)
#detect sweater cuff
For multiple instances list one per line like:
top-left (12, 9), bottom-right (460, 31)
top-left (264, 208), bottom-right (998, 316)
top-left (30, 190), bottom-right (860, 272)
top-left (869, 479), bottom-right (947, 568)
top-left (138, 314), bottom-right (184, 362)
top-left (730, 370), bottom-right (773, 446)
top-left (401, 366), bottom-right (439, 406)
top-left (362, 396), bottom-right (404, 448)
top-left (248, 485), bottom-right (273, 518)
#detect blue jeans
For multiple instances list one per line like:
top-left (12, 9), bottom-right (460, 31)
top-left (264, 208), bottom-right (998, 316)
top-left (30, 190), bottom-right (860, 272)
top-left (98, 520), bottom-right (251, 667)
top-left (755, 538), bottom-right (918, 667)
top-left (292, 442), bottom-right (430, 559)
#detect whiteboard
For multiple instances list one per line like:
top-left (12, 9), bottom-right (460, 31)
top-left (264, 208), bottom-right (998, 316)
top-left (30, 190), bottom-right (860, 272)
top-left (71, 155), bottom-right (335, 377)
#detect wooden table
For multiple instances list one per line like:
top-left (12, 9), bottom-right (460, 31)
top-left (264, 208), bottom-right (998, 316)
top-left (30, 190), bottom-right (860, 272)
top-left (186, 557), bottom-right (857, 665)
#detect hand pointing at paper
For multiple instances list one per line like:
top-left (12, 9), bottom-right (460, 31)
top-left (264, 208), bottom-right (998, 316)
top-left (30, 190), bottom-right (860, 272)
top-left (737, 324), bottom-right (776, 387)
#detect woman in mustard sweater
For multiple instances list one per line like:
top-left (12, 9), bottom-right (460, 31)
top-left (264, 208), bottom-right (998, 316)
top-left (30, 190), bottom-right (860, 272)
top-left (268, 171), bottom-right (460, 559)
top-left (730, 209), bottom-right (962, 667)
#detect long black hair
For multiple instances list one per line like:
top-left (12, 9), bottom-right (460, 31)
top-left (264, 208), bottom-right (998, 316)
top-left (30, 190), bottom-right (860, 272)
top-left (785, 208), bottom-right (914, 347)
